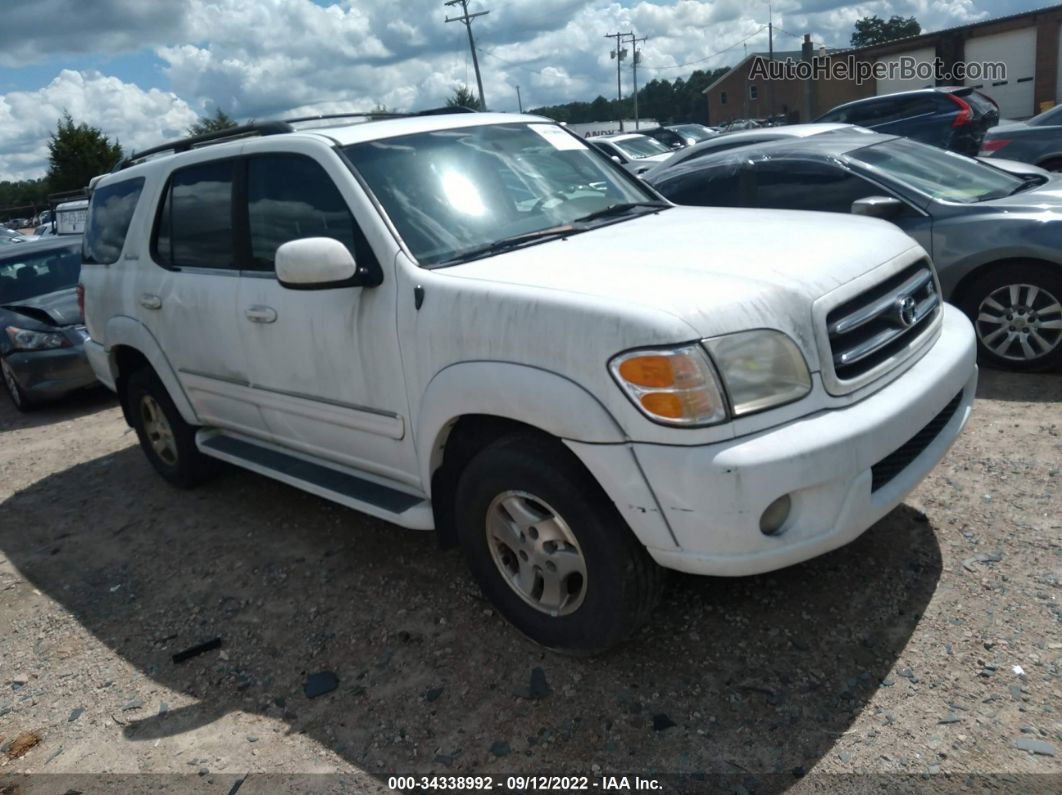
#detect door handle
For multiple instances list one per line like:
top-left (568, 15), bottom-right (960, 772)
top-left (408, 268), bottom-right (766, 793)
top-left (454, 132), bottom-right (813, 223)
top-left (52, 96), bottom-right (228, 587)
top-left (140, 293), bottom-right (162, 310)
top-left (244, 305), bottom-right (278, 324)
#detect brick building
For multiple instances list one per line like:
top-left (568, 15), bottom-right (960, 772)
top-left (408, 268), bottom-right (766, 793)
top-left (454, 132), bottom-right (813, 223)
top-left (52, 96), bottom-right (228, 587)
top-left (704, 3), bottom-right (1062, 126)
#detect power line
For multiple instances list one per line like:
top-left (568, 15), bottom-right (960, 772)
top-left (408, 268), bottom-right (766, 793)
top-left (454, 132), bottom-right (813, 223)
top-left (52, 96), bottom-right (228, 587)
top-left (641, 26), bottom-right (768, 71)
top-left (445, 0), bottom-right (489, 110)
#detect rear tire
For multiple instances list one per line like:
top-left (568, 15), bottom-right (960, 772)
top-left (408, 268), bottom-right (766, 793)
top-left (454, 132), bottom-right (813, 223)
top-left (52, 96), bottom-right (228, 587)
top-left (1, 358), bottom-right (34, 412)
top-left (959, 262), bottom-right (1062, 371)
top-left (454, 433), bottom-right (662, 654)
top-left (126, 368), bottom-right (215, 488)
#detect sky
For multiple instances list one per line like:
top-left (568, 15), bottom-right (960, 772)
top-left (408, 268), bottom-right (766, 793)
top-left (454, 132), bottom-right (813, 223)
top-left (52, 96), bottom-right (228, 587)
top-left (0, 0), bottom-right (1050, 181)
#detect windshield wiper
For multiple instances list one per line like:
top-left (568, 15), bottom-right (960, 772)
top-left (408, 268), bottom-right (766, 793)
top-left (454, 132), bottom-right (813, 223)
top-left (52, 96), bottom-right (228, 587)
top-left (437, 224), bottom-right (577, 266)
top-left (572, 201), bottom-right (669, 224)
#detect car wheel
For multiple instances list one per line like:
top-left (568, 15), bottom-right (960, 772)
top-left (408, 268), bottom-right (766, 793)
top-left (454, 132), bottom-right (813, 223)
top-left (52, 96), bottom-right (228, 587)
top-left (1, 358), bottom-right (34, 412)
top-left (455, 433), bottom-right (662, 654)
top-left (960, 263), bottom-right (1062, 371)
top-left (126, 368), bottom-right (215, 488)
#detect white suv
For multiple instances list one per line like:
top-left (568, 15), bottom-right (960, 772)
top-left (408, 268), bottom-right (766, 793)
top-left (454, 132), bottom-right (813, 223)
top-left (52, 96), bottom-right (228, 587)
top-left (81, 111), bottom-right (978, 652)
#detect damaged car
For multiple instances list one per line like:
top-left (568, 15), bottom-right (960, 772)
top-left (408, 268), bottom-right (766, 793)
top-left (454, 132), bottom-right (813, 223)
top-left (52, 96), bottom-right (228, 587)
top-left (1, 237), bottom-right (97, 410)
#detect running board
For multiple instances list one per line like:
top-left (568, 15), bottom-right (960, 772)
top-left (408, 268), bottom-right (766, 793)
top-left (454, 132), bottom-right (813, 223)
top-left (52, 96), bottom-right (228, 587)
top-left (196, 431), bottom-right (433, 529)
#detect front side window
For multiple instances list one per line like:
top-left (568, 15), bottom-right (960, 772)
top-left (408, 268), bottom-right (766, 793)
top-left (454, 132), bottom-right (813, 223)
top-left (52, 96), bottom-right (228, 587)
top-left (849, 138), bottom-right (1023, 202)
top-left (0, 244), bottom-right (82, 303)
top-left (754, 160), bottom-right (881, 213)
top-left (154, 160), bottom-right (234, 269)
top-left (83, 178), bottom-right (144, 265)
top-left (246, 154), bottom-right (370, 271)
top-left (343, 123), bottom-right (659, 267)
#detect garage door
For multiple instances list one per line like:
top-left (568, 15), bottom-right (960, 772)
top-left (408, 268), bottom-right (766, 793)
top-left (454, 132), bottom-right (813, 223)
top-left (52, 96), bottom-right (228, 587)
top-left (966, 29), bottom-right (1036, 119)
top-left (876, 46), bottom-right (937, 95)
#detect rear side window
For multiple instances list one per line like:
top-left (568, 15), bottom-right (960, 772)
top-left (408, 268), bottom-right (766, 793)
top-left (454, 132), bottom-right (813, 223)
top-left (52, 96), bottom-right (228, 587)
top-left (83, 178), bottom-right (145, 265)
top-left (656, 164), bottom-right (748, 207)
top-left (154, 160), bottom-right (235, 269)
top-left (246, 154), bottom-right (366, 271)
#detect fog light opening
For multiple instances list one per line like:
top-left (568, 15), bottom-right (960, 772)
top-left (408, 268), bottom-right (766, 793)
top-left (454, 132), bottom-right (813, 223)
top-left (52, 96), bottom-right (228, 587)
top-left (760, 495), bottom-right (792, 536)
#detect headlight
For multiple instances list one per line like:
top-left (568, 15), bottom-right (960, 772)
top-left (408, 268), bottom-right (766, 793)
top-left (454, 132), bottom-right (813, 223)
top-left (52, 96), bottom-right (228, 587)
top-left (610, 344), bottom-right (728, 426)
top-left (5, 326), bottom-right (71, 352)
top-left (703, 330), bottom-right (811, 416)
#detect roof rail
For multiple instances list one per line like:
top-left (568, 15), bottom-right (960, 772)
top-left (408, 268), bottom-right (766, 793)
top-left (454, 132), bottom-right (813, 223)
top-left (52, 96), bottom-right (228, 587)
top-left (112, 121), bottom-right (294, 172)
top-left (111, 106), bottom-right (483, 172)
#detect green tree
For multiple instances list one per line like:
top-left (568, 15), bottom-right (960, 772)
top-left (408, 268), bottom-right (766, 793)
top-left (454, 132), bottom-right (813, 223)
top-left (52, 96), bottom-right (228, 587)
top-left (446, 85), bottom-right (482, 110)
top-left (187, 108), bottom-right (239, 136)
top-left (851, 15), bottom-right (921, 48)
top-left (45, 112), bottom-right (123, 193)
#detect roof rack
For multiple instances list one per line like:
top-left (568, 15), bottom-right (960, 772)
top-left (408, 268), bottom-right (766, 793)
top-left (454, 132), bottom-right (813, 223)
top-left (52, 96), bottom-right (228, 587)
top-left (112, 105), bottom-right (483, 172)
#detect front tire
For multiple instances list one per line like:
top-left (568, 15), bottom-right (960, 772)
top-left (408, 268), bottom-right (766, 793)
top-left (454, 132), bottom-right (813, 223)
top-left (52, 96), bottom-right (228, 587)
top-left (959, 263), bottom-right (1062, 371)
top-left (1, 358), bottom-right (34, 412)
top-left (126, 368), bottom-right (215, 488)
top-left (455, 433), bottom-right (662, 654)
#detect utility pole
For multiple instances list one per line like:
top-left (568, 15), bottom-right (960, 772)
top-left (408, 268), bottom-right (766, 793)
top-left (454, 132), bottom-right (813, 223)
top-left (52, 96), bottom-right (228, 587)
top-left (445, 0), bottom-right (489, 110)
top-left (627, 34), bottom-right (647, 129)
top-left (767, 1), bottom-right (775, 124)
top-left (515, 84), bottom-right (523, 112)
top-left (605, 32), bottom-right (631, 130)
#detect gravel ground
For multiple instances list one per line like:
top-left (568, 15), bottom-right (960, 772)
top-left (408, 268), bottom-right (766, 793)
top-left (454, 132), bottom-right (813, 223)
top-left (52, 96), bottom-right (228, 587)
top-left (0, 369), bottom-right (1059, 793)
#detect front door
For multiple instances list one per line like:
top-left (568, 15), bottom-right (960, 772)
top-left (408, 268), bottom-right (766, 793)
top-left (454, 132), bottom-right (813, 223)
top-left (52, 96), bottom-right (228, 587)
top-left (234, 148), bottom-right (417, 487)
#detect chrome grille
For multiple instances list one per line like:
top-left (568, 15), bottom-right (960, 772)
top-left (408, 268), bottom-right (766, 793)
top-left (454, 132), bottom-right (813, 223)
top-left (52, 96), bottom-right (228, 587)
top-left (827, 261), bottom-right (940, 383)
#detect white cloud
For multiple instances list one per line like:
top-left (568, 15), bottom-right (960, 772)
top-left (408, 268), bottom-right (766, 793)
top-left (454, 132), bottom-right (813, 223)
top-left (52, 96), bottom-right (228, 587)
top-left (0, 70), bottom-right (198, 181)
top-left (0, 1), bottom-right (1046, 179)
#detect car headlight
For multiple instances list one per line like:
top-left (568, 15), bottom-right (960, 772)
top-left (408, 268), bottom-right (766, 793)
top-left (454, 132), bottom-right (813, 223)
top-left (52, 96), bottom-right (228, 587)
top-left (703, 330), bottom-right (811, 416)
top-left (610, 344), bottom-right (728, 426)
top-left (5, 326), bottom-right (71, 352)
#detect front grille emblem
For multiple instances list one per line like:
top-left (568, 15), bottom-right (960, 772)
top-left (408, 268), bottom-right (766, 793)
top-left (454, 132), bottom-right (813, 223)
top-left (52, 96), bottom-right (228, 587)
top-left (895, 295), bottom-right (917, 328)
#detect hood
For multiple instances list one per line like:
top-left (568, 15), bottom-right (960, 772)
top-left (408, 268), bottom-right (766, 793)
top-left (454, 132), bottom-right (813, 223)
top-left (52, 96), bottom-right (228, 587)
top-left (1, 288), bottom-right (80, 328)
top-left (445, 206), bottom-right (923, 363)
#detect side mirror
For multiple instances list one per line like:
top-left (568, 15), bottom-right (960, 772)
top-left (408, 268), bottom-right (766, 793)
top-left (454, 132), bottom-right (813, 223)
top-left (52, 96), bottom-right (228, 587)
top-left (610, 155), bottom-right (625, 165)
top-left (276, 237), bottom-right (367, 290)
top-left (851, 195), bottom-right (904, 220)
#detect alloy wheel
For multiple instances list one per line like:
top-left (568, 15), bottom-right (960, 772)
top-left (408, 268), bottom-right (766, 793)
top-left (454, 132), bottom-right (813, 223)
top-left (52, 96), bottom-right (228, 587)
top-left (975, 283), bottom-right (1062, 362)
top-left (485, 490), bottom-right (588, 617)
top-left (140, 394), bottom-right (178, 466)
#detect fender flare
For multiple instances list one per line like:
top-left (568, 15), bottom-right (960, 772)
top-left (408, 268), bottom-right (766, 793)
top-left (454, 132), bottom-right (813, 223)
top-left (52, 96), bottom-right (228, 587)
top-left (415, 361), bottom-right (626, 492)
top-left (104, 315), bottom-right (199, 425)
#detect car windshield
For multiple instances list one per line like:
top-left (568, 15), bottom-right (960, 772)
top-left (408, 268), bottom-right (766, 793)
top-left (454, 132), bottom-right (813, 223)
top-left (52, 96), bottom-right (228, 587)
top-left (1028, 104), bottom-right (1062, 127)
top-left (0, 244), bottom-right (81, 304)
top-left (672, 125), bottom-right (713, 142)
top-left (613, 136), bottom-right (672, 159)
top-left (849, 138), bottom-right (1024, 203)
top-left (343, 122), bottom-right (660, 266)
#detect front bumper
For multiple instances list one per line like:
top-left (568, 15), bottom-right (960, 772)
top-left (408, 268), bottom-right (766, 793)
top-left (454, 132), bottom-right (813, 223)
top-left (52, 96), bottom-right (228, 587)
top-left (581, 304), bottom-right (977, 577)
top-left (4, 344), bottom-right (98, 401)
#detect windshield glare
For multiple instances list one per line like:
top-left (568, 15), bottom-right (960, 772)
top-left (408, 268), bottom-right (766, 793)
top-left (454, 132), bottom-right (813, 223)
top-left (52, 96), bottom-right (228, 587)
top-left (849, 138), bottom-right (1023, 203)
top-left (614, 136), bottom-right (671, 159)
top-left (343, 123), bottom-right (658, 266)
top-left (0, 245), bottom-right (81, 304)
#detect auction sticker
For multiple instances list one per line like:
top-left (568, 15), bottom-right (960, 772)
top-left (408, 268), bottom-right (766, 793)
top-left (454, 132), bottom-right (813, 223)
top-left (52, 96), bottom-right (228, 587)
top-left (529, 123), bottom-right (588, 150)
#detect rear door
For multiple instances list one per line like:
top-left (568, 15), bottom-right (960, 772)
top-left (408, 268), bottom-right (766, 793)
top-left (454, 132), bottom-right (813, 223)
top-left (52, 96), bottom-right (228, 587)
top-left (136, 152), bottom-right (267, 436)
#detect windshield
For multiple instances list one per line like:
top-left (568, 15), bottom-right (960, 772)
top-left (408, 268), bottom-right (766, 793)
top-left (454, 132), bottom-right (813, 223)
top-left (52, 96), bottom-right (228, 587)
top-left (848, 138), bottom-right (1023, 203)
top-left (613, 136), bottom-right (672, 159)
top-left (0, 244), bottom-right (81, 304)
top-left (672, 124), bottom-right (713, 142)
top-left (343, 122), bottom-right (659, 266)
top-left (1028, 104), bottom-right (1062, 127)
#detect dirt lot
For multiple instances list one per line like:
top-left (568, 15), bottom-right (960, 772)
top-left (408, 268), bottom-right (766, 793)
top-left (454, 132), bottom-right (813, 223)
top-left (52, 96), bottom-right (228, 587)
top-left (0, 369), bottom-right (1059, 793)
